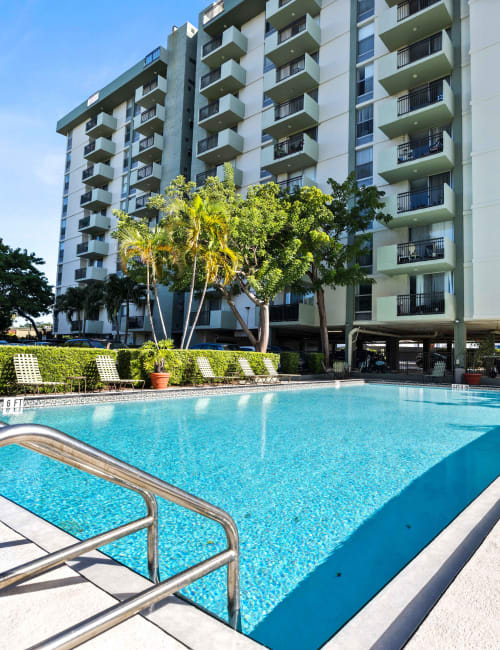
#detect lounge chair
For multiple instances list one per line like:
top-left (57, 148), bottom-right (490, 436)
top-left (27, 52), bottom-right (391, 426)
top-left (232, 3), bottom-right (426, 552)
top-left (263, 358), bottom-right (300, 383)
top-left (424, 360), bottom-right (446, 382)
top-left (196, 357), bottom-right (239, 384)
top-left (96, 355), bottom-right (145, 391)
top-left (13, 354), bottom-right (66, 394)
top-left (328, 360), bottom-right (348, 379)
top-left (238, 357), bottom-right (273, 383)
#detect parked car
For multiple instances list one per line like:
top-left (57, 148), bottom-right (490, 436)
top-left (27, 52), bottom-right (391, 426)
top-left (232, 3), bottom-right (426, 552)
top-left (64, 339), bottom-right (129, 349)
top-left (239, 345), bottom-right (256, 352)
top-left (0, 340), bottom-right (9, 345)
top-left (190, 343), bottom-right (239, 351)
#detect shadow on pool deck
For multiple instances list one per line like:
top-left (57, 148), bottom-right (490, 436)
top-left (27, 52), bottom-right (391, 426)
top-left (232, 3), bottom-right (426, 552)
top-left (250, 425), bottom-right (500, 650)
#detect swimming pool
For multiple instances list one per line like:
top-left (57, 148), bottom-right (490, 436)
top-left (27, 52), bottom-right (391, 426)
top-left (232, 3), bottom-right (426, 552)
top-left (1, 384), bottom-right (499, 649)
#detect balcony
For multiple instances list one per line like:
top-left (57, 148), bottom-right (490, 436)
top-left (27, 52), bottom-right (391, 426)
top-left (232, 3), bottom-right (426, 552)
top-left (196, 163), bottom-right (243, 188)
top-left (133, 104), bottom-right (165, 136)
top-left (378, 30), bottom-right (453, 95)
top-left (135, 75), bottom-right (167, 109)
top-left (198, 95), bottom-right (245, 131)
top-left (201, 26), bottom-right (248, 68)
top-left (377, 292), bottom-right (456, 322)
top-left (264, 53), bottom-right (320, 104)
top-left (262, 132), bottom-right (318, 176)
top-left (385, 184), bottom-right (455, 228)
top-left (78, 213), bottom-right (111, 234)
top-left (265, 14), bottom-right (321, 67)
top-left (121, 315), bottom-right (152, 332)
top-left (130, 163), bottom-right (162, 192)
top-left (131, 133), bottom-right (164, 163)
top-left (378, 80), bottom-right (454, 139)
top-left (80, 188), bottom-right (112, 211)
top-left (270, 303), bottom-right (317, 327)
top-left (200, 60), bottom-right (246, 101)
top-left (378, 131), bottom-right (454, 184)
top-left (377, 236), bottom-right (455, 275)
top-left (197, 129), bottom-right (244, 164)
top-left (262, 94), bottom-right (319, 139)
top-left (276, 174), bottom-right (316, 192)
top-left (76, 240), bottom-right (109, 259)
top-left (379, 0), bottom-right (453, 51)
top-left (84, 320), bottom-right (104, 335)
top-left (189, 310), bottom-right (237, 330)
top-left (81, 163), bottom-right (114, 187)
top-left (83, 137), bottom-right (116, 163)
top-left (266, 0), bottom-right (321, 31)
top-left (75, 266), bottom-right (107, 282)
top-left (129, 192), bottom-right (158, 217)
top-left (85, 112), bottom-right (117, 138)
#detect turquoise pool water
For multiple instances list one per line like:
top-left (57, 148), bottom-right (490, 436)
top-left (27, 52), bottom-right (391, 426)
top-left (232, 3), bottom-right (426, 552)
top-left (1, 384), bottom-right (499, 649)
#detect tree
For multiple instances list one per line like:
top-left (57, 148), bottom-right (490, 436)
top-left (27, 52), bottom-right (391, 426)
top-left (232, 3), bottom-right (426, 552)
top-left (289, 175), bottom-right (392, 366)
top-left (121, 276), bottom-right (147, 345)
top-left (0, 239), bottom-right (54, 338)
top-left (102, 274), bottom-right (147, 343)
top-left (54, 286), bottom-right (86, 335)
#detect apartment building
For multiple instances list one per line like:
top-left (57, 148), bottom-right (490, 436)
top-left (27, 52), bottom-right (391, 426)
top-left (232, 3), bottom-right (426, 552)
top-left (54, 24), bottom-right (197, 343)
top-left (191, 0), bottom-right (500, 372)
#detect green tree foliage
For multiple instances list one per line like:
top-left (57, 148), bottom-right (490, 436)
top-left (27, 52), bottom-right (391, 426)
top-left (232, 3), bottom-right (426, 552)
top-left (0, 239), bottom-right (54, 338)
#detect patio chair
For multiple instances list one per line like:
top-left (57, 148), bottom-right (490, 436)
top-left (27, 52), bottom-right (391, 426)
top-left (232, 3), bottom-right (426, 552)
top-left (238, 357), bottom-right (271, 383)
top-left (195, 357), bottom-right (239, 385)
top-left (95, 355), bottom-right (145, 391)
top-left (424, 360), bottom-right (446, 382)
top-left (328, 360), bottom-right (348, 379)
top-left (13, 354), bottom-right (66, 394)
top-left (263, 357), bottom-right (300, 383)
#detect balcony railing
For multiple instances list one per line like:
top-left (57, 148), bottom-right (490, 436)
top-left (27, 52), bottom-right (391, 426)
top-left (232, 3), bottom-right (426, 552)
top-left (270, 303), bottom-right (300, 322)
top-left (274, 133), bottom-right (304, 159)
top-left (128, 317), bottom-right (145, 329)
top-left (274, 96), bottom-right (304, 121)
top-left (139, 135), bottom-right (155, 152)
top-left (201, 68), bottom-right (222, 89)
top-left (137, 164), bottom-right (154, 180)
top-left (397, 292), bottom-right (445, 316)
top-left (141, 106), bottom-right (157, 123)
top-left (85, 116), bottom-right (98, 132)
top-left (189, 311), bottom-right (211, 326)
top-left (135, 193), bottom-right (153, 209)
top-left (80, 191), bottom-right (93, 206)
top-left (397, 0), bottom-right (440, 22)
top-left (75, 268), bottom-right (87, 280)
top-left (142, 78), bottom-right (158, 95)
top-left (82, 166), bottom-right (94, 181)
top-left (397, 237), bottom-right (445, 264)
top-left (199, 100), bottom-right (220, 122)
top-left (397, 132), bottom-right (443, 164)
top-left (203, 35), bottom-right (223, 57)
top-left (84, 142), bottom-right (96, 156)
top-left (278, 17), bottom-right (306, 44)
top-left (198, 134), bottom-right (218, 154)
top-left (279, 0), bottom-right (293, 6)
top-left (397, 186), bottom-right (445, 213)
top-left (78, 216), bottom-right (90, 229)
top-left (203, 0), bottom-right (224, 25)
top-left (196, 168), bottom-right (217, 186)
top-left (397, 33), bottom-right (442, 68)
top-left (278, 176), bottom-right (304, 192)
top-left (277, 55), bottom-right (305, 82)
top-left (70, 320), bottom-right (82, 333)
top-left (397, 81), bottom-right (444, 116)
top-left (77, 242), bottom-right (89, 255)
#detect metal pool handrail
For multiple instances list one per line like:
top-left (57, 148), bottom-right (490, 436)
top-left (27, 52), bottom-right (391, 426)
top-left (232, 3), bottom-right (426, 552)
top-left (0, 422), bottom-right (241, 649)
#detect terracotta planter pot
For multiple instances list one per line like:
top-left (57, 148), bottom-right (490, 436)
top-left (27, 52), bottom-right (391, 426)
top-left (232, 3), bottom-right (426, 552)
top-left (150, 372), bottom-right (171, 390)
top-left (464, 372), bottom-right (482, 386)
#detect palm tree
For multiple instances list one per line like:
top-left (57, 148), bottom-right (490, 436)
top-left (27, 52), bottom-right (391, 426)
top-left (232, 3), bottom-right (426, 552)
top-left (54, 286), bottom-right (86, 335)
top-left (103, 274), bottom-right (125, 341)
top-left (114, 214), bottom-right (172, 346)
top-left (121, 276), bottom-right (147, 345)
top-left (81, 281), bottom-right (104, 334)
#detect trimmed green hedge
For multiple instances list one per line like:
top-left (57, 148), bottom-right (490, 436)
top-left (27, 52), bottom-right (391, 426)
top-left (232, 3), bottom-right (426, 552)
top-left (280, 352), bottom-right (300, 374)
top-left (307, 353), bottom-right (324, 374)
top-left (0, 346), bottom-right (279, 394)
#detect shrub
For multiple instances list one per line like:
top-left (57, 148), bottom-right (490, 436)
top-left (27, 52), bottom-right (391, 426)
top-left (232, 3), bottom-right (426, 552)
top-left (280, 351), bottom-right (300, 374)
top-left (307, 353), bottom-right (324, 374)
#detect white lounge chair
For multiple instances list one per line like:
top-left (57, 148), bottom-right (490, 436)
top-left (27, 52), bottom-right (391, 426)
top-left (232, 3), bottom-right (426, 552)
top-left (13, 354), bottom-right (66, 394)
top-left (96, 355), bottom-right (144, 391)
top-left (424, 360), bottom-right (446, 382)
top-left (263, 358), bottom-right (300, 382)
top-left (237, 358), bottom-right (271, 383)
top-left (196, 357), bottom-right (239, 384)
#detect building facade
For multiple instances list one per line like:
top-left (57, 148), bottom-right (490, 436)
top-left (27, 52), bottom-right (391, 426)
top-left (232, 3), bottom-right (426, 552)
top-left (54, 1), bottom-right (500, 370)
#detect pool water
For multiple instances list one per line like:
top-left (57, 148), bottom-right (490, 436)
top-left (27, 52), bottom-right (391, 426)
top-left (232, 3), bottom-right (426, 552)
top-left (1, 384), bottom-right (499, 649)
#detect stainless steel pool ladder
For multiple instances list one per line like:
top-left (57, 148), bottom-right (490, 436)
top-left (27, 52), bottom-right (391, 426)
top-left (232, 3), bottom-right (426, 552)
top-left (0, 421), bottom-right (241, 649)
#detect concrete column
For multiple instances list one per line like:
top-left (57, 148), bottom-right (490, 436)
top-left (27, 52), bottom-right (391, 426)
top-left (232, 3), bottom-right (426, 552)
top-left (386, 339), bottom-right (399, 371)
top-left (454, 320), bottom-right (467, 382)
top-left (423, 340), bottom-right (431, 372)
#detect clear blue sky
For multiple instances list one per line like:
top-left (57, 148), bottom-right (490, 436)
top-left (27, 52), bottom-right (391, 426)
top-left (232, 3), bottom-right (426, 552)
top-left (0, 0), bottom-right (207, 284)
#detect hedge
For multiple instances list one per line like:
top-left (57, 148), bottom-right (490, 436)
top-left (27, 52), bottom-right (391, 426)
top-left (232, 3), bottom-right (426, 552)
top-left (280, 352), bottom-right (300, 374)
top-left (0, 346), bottom-right (280, 394)
top-left (307, 353), bottom-right (325, 374)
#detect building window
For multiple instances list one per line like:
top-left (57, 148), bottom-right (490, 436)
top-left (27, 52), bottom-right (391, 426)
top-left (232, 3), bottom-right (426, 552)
top-left (58, 242), bottom-right (64, 264)
top-left (126, 99), bottom-right (133, 121)
top-left (263, 57), bottom-right (275, 73)
top-left (265, 21), bottom-right (276, 38)
top-left (203, 0), bottom-right (224, 25)
top-left (263, 93), bottom-right (273, 108)
top-left (357, 23), bottom-right (374, 63)
top-left (262, 132), bottom-right (273, 144)
top-left (355, 147), bottom-right (373, 185)
top-left (66, 132), bottom-right (73, 151)
top-left (65, 152), bottom-right (71, 173)
top-left (356, 236), bottom-right (373, 273)
top-left (63, 173), bottom-right (70, 194)
top-left (124, 124), bottom-right (131, 145)
top-left (62, 196), bottom-right (68, 218)
top-left (60, 219), bottom-right (66, 239)
top-left (355, 283), bottom-right (372, 320)
top-left (57, 264), bottom-right (63, 286)
top-left (144, 47), bottom-right (160, 66)
top-left (121, 176), bottom-right (129, 199)
top-left (357, 0), bottom-right (374, 22)
top-left (356, 63), bottom-right (374, 103)
top-left (356, 105), bottom-right (373, 146)
top-left (123, 154), bottom-right (129, 171)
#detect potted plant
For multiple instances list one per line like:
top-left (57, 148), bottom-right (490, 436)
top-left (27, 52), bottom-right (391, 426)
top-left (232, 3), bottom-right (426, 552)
top-left (464, 342), bottom-right (482, 386)
top-left (141, 339), bottom-right (174, 389)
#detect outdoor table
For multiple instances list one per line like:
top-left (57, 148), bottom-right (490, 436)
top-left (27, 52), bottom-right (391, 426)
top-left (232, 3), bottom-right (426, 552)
top-left (67, 375), bottom-right (87, 394)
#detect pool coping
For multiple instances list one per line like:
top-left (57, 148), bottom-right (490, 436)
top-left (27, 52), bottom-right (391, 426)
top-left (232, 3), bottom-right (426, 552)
top-left (322, 475), bottom-right (500, 649)
top-left (0, 495), bottom-right (268, 650)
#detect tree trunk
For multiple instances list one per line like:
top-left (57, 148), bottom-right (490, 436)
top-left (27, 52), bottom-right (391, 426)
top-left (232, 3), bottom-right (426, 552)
top-left (151, 266), bottom-right (168, 340)
top-left (114, 314), bottom-right (120, 343)
top-left (221, 288), bottom-right (259, 348)
top-left (185, 275), bottom-right (208, 350)
top-left (258, 303), bottom-right (270, 353)
top-left (146, 265), bottom-right (158, 347)
top-left (316, 287), bottom-right (330, 370)
top-left (181, 253), bottom-right (197, 349)
top-left (18, 311), bottom-right (41, 340)
top-left (125, 300), bottom-right (130, 345)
